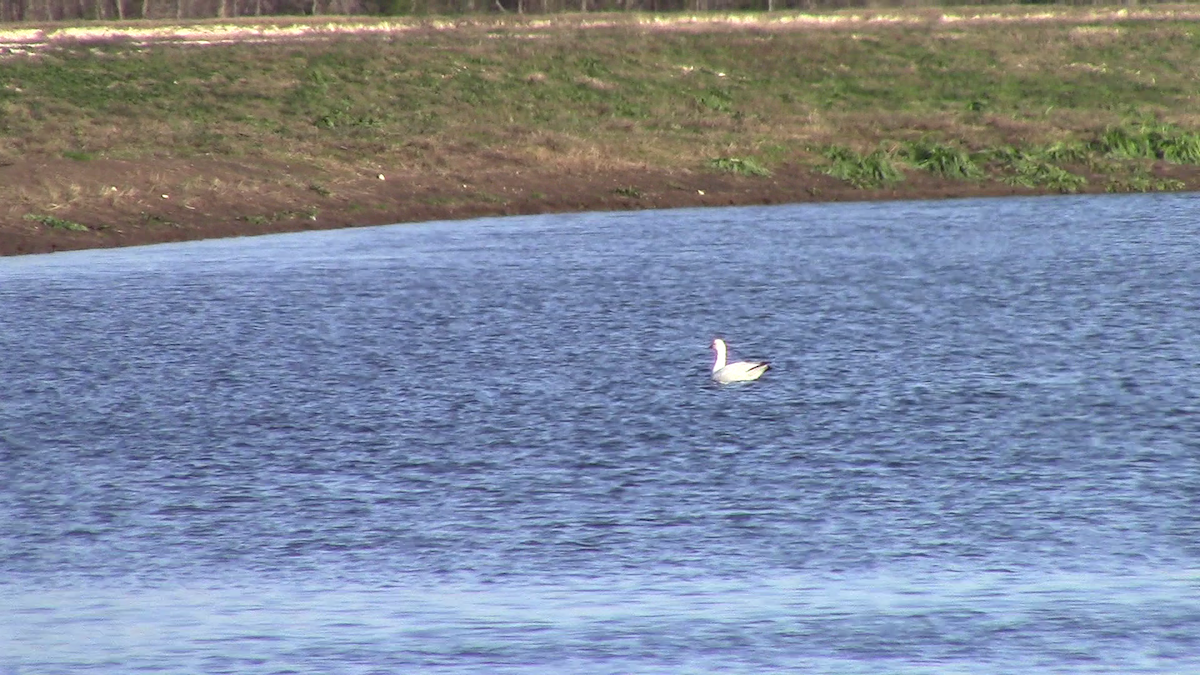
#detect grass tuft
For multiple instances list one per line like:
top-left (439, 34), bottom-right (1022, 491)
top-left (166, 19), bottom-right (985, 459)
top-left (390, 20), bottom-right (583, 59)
top-left (1104, 170), bottom-right (1186, 193)
top-left (1033, 140), bottom-right (1090, 164)
top-left (821, 145), bottom-right (903, 188)
top-left (237, 207), bottom-right (319, 224)
top-left (707, 156), bottom-right (772, 178)
top-left (1090, 121), bottom-right (1200, 164)
top-left (695, 88), bottom-right (733, 113)
top-left (24, 213), bottom-right (89, 231)
top-left (899, 140), bottom-right (982, 180)
top-left (987, 148), bottom-right (1087, 193)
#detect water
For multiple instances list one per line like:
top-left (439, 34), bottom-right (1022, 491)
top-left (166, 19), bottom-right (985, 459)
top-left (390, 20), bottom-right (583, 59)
top-left (1, 193), bottom-right (1198, 674)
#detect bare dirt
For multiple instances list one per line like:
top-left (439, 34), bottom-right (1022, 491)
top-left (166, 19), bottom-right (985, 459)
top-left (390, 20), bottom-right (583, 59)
top-left (0, 154), bottom-right (1155, 257)
top-left (5, 156), bottom-right (1200, 256)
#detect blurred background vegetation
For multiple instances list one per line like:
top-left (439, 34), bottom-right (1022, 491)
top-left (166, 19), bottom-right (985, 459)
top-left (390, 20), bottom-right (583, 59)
top-left (0, 0), bottom-right (1190, 24)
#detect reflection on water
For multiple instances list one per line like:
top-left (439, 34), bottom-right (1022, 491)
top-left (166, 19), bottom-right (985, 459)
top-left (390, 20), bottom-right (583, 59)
top-left (2, 193), bottom-right (1199, 673)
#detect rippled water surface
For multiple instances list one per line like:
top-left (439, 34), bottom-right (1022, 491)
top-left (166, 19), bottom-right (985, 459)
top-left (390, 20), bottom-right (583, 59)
top-left (2, 194), bottom-right (1199, 674)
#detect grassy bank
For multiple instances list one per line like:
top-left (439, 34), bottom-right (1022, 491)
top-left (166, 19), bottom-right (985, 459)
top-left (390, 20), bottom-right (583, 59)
top-left (3, 7), bottom-right (1200, 254)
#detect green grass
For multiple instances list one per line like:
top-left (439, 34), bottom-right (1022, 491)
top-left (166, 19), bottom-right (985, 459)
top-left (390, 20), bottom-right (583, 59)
top-left (899, 140), bottom-right (982, 180)
top-left (1, 10), bottom-right (1198, 216)
top-left (0, 14), bottom-right (1192, 165)
top-left (821, 145), bottom-right (904, 188)
top-left (1090, 121), bottom-right (1200, 164)
top-left (1105, 170), bottom-right (1186, 193)
top-left (707, 156), bottom-right (772, 177)
top-left (24, 214), bottom-right (89, 231)
top-left (1035, 140), bottom-right (1090, 165)
top-left (986, 147), bottom-right (1088, 193)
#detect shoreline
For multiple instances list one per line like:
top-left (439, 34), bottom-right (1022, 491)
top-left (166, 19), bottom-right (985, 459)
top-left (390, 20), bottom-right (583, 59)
top-left (5, 158), bottom-right (1198, 257)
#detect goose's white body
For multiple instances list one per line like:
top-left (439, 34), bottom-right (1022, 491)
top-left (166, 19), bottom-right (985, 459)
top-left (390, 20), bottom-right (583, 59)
top-left (711, 338), bottom-right (770, 384)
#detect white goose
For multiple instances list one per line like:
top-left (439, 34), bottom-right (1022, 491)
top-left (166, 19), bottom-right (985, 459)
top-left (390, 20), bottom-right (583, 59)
top-left (710, 338), bottom-right (770, 384)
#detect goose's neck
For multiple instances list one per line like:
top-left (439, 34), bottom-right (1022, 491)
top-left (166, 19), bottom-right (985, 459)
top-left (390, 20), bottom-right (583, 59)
top-left (712, 342), bottom-right (727, 372)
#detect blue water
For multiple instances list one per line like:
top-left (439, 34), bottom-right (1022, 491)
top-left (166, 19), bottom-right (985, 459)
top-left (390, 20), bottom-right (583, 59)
top-left (2, 193), bottom-right (1199, 674)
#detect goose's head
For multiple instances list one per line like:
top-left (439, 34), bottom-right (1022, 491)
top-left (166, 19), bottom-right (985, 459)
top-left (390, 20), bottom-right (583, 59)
top-left (711, 338), bottom-right (726, 352)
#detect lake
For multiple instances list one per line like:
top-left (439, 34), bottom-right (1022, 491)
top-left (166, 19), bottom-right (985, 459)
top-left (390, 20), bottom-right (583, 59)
top-left (1, 193), bottom-right (1198, 674)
